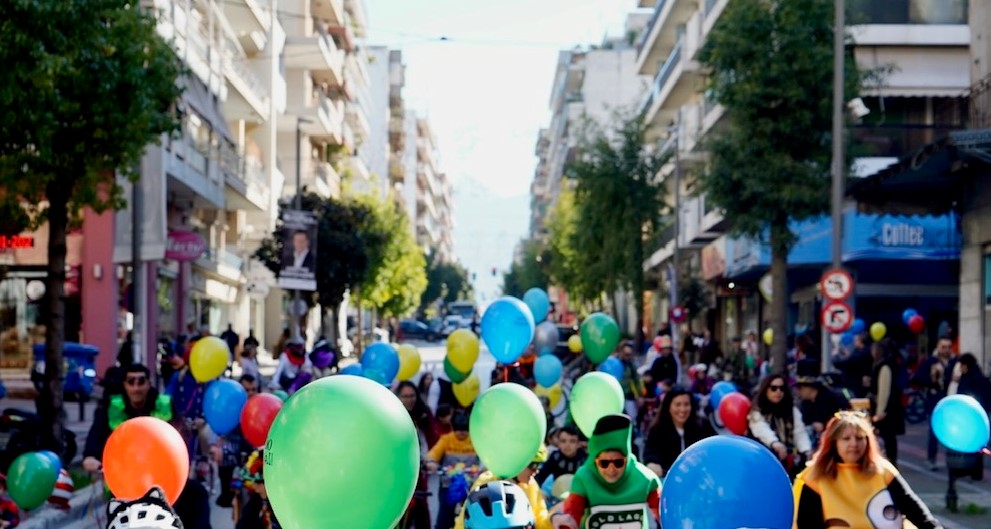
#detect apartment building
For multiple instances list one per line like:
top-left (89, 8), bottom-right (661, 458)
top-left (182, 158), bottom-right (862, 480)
top-left (400, 117), bottom-right (455, 262)
top-left (635, 0), bottom-right (970, 349)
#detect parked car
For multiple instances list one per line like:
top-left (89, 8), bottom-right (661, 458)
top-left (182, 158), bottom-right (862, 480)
top-left (399, 319), bottom-right (440, 342)
top-left (442, 315), bottom-right (464, 336)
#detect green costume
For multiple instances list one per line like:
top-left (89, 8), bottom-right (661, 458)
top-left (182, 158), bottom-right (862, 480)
top-left (571, 414), bottom-right (661, 529)
top-left (108, 394), bottom-right (172, 429)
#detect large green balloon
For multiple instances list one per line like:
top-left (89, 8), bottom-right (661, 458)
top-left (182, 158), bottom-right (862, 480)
top-left (570, 372), bottom-right (625, 437)
top-left (581, 313), bottom-right (620, 363)
top-left (470, 383), bottom-right (547, 478)
top-left (265, 376), bottom-right (419, 529)
top-left (8, 452), bottom-right (58, 510)
top-left (444, 356), bottom-right (471, 383)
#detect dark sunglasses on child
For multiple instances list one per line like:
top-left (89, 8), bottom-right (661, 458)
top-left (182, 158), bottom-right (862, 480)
top-left (596, 458), bottom-right (626, 470)
top-left (125, 376), bottom-right (148, 386)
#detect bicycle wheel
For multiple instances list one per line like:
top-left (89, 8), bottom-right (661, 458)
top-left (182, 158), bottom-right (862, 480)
top-left (904, 391), bottom-right (927, 425)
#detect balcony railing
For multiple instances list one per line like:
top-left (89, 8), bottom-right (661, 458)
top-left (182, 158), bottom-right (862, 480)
top-left (850, 124), bottom-right (965, 158)
top-left (847, 0), bottom-right (966, 24)
top-left (638, 36), bottom-right (684, 117)
top-left (636, 0), bottom-right (669, 57)
top-left (218, 248), bottom-right (244, 272)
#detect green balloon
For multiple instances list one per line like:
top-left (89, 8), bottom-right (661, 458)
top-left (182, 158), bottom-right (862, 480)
top-left (8, 452), bottom-right (58, 510)
top-left (469, 383), bottom-right (547, 478)
top-left (581, 313), bottom-right (620, 364)
top-left (272, 390), bottom-right (289, 402)
top-left (444, 356), bottom-right (471, 383)
top-left (570, 372), bottom-right (625, 437)
top-left (265, 376), bottom-right (419, 529)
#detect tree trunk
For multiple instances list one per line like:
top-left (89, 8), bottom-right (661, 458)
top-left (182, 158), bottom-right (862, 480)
top-left (769, 229), bottom-right (790, 375)
top-left (632, 235), bottom-right (646, 353)
top-left (355, 285), bottom-right (363, 357)
top-left (40, 182), bottom-right (68, 456)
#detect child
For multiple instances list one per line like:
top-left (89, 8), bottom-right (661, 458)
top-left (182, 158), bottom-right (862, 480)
top-left (455, 445), bottom-right (551, 529)
top-left (0, 475), bottom-right (18, 529)
top-left (426, 412), bottom-right (480, 529)
top-left (536, 425), bottom-right (587, 486)
top-left (234, 449), bottom-right (279, 529)
top-left (552, 415), bottom-right (661, 529)
top-left (463, 481), bottom-right (535, 529)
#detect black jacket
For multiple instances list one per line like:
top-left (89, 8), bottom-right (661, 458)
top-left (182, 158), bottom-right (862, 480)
top-left (643, 418), bottom-right (716, 475)
top-left (649, 355), bottom-right (679, 387)
top-left (800, 387), bottom-right (851, 428)
top-left (535, 448), bottom-right (588, 485)
top-left (83, 388), bottom-right (171, 460)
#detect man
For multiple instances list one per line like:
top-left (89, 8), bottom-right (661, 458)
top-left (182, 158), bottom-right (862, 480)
top-left (83, 364), bottom-right (173, 472)
top-left (287, 230), bottom-right (313, 270)
top-left (617, 342), bottom-right (645, 422)
top-left (833, 333), bottom-right (873, 398)
top-left (220, 324), bottom-right (239, 356)
top-left (911, 336), bottom-right (957, 470)
top-left (648, 336), bottom-right (679, 390)
top-left (165, 349), bottom-right (212, 459)
top-left (794, 375), bottom-right (851, 444)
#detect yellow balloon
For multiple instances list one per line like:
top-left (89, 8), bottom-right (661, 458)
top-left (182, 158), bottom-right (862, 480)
top-left (567, 335), bottom-right (582, 353)
top-left (447, 329), bottom-right (480, 372)
top-left (189, 336), bottom-right (230, 382)
top-left (534, 383), bottom-right (562, 409)
top-left (396, 344), bottom-right (421, 381)
top-left (762, 329), bottom-right (773, 346)
top-left (453, 373), bottom-right (480, 407)
top-left (550, 473), bottom-right (574, 499)
top-left (870, 322), bottom-right (887, 341)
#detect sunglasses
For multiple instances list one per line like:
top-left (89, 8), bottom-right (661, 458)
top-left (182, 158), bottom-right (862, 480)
top-left (125, 376), bottom-right (148, 386)
top-left (528, 462), bottom-right (542, 471)
top-left (768, 384), bottom-right (786, 392)
top-left (595, 458), bottom-right (626, 470)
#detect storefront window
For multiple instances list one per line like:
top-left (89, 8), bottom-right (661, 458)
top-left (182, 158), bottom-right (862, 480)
top-left (0, 276), bottom-right (43, 369)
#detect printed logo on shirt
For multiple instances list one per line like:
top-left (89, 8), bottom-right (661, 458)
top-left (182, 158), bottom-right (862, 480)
top-left (585, 503), bottom-right (647, 529)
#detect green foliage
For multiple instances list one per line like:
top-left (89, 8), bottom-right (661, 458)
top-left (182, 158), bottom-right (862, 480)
top-left (697, 0), bottom-right (862, 252)
top-left (358, 193), bottom-right (427, 318)
top-left (420, 250), bottom-right (473, 314)
top-left (502, 239), bottom-right (550, 298)
top-left (545, 189), bottom-right (587, 302)
top-left (0, 0), bottom-right (183, 223)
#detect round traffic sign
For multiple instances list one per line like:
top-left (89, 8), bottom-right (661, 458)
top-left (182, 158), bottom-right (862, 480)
top-left (820, 269), bottom-right (854, 301)
top-left (821, 301), bottom-right (854, 333)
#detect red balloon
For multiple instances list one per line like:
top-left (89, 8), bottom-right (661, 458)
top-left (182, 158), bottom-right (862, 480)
top-left (718, 392), bottom-right (752, 436)
top-left (103, 417), bottom-right (188, 504)
top-left (908, 314), bottom-right (926, 334)
top-left (653, 337), bottom-right (664, 351)
top-left (241, 393), bottom-right (284, 447)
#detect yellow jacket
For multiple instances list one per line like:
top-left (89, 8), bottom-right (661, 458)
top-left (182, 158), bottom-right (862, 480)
top-left (454, 471), bottom-right (551, 529)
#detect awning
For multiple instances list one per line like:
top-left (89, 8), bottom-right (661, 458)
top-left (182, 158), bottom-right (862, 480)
top-left (180, 77), bottom-right (234, 143)
top-left (847, 129), bottom-right (991, 215)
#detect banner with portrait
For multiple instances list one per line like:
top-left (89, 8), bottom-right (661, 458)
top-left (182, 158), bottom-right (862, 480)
top-left (277, 209), bottom-right (318, 292)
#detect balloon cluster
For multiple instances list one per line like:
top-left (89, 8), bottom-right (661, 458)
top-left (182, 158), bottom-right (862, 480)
top-left (446, 329), bottom-right (481, 406)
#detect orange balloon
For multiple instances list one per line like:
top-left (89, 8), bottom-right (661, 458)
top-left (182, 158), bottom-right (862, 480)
top-left (103, 417), bottom-right (189, 504)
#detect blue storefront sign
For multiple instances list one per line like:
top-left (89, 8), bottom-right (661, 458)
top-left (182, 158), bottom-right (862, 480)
top-left (725, 211), bottom-right (960, 278)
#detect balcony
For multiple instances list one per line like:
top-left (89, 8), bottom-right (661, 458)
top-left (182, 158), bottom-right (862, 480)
top-left (347, 156), bottom-right (370, 184)
top-left (346, 104), bottom-right (371, 141)
top-left (389, 157), bottom-right (405, 184)
top-left (312, 0), bottom-right (344, 26)
top-left (850, 124), bottom-right (965, 159)
top-left (299, 160), bottom-right (342, 198)
top-left (163, 135), bottom-right (225, 210)
top-left (389, 117), bottom-right (405, 150)
top-left (636, 0), bottom-right (696, 76)
top-left (639, 36), bottom-right (702, 129)
top-left (284, 21), bottom-right (344, 87)
top-left (329, 13), bottom-right (357, 52)
top-left (217, 248), bottom-right (245, 280)
top-left (224, 152), bottom-right (271, 212)
top-left (221, 39), bottom-right (270, 121)
top-left (223, 0), bottom-right (270, 44)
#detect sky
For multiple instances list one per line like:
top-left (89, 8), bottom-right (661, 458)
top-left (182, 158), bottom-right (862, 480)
top-left (366, 0), bottom-right (632, 304)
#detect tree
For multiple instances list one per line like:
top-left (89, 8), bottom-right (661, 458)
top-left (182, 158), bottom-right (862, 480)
top-left (566, 113), bottom-right (668, 350)
top-left (361, 195), bottom-right (427, 319)
top-left (0, 0), bottom-right (182, 452)
top-left (698, 0), bottom-right (862, 373)
top-left (545, 188), bottom-right (592, 305)
top-left (420, 250), bottom-right (473, 316)
top-left (502, 239), bottom-right (550, 299)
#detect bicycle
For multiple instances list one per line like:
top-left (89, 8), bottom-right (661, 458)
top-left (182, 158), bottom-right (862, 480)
top-left (903, 387), bottom-right (927, 425)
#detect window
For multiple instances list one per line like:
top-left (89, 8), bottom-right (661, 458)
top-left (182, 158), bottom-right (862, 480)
top-left (849, 0), bottom-right (967, 24)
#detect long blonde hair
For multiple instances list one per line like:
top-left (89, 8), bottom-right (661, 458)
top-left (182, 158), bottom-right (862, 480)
top-left (804, 412), bottom-right (885, 481)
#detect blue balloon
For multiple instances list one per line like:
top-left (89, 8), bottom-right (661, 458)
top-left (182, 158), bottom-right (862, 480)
top-left (363, 368), bottom-right (390, 386)
top-left (361, 343), bottom-right (400, 383)
top-left (902, 308), bottom-right (919, 325)
top-left (932, 394), bottom-right (990, 453)
top-left (851, 318), bottom-right (866, 335)
top-left (480, 297), bottom-right (536, 364)
top-left (840, 331), bottom-right (855, 347)
top-left (522, 288), bottom-right (550, 324)
top-left (597, 357), bottom-right (624, 383)
top-left (662, 436), bottom-right (793, 529)
top-left (340, 363), bottom-right (364, 377)
top-left (203, 379), bottom-right (248, 436)
top-left (534, 355), bottom-right (563, 387)
top-left (37, 450), bottom-right (61, 478)
top-left (709, 381), bottom-right (737, 412)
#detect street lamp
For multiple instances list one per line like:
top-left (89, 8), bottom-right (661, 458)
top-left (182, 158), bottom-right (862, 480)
top-left (292, 117), bottom-right (313, 342)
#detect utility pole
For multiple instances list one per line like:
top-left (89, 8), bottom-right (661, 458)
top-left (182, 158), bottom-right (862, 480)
top-left (670, 115), bottom-right (682, 355)
top-left (131, 174), bottom-right (143, 366)
top-left (825, 0), bottom-right (845, 374)
top-left (292, 118), bottom-right (305, 342)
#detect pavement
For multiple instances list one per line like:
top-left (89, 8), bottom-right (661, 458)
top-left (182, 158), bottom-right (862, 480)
top-left (8, 343), bottom-right (990, 529)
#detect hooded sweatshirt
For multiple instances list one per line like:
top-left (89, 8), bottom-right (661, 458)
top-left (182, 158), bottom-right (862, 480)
top-left (558, 415), bottom-right (661, 529)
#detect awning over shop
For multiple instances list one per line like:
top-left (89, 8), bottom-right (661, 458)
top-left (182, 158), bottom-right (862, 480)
top-left (847, 129), bottom-right (991, 215)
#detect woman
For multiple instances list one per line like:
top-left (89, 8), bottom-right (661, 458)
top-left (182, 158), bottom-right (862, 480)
top-left (642, 387), bottom-right (715, 477)
top-left (793, 412), bottom-right (941, 529)
top-left (748, 374), bottom-right (812, 479)
top-left (396, 381), bottom-right (435, 529)
top-left (870, 338), bottom-right (906, 467)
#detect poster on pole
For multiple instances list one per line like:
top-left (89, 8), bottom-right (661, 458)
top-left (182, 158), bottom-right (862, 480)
top-left (278, 209), bottom-right (318, 292)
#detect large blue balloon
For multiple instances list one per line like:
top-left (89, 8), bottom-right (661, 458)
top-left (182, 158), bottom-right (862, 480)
top-left (204, 379), bottom-right (248, 435)
top-left (597, 357), bottom-right (624, 383)
top-left (709, 381), bottom-right (737, 411)
top-left (662, 436), bottom-right (793, 529)
top-left (932, 394), bottom-right (990, 453)
top-left (534, 355), bottom-right (563, 388)
top-left (340, 363), bottom-right (364, 377)
top-left (361, 343), bottom-right (400, 383)
top-left (902, 308), bottom-right (919, 325)
top-left (523, 288), bottom-right (550, 324)
top-left (481, 297), bottom-right (536, 364)
top-left (851, 318), bottom-right (866, 335)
